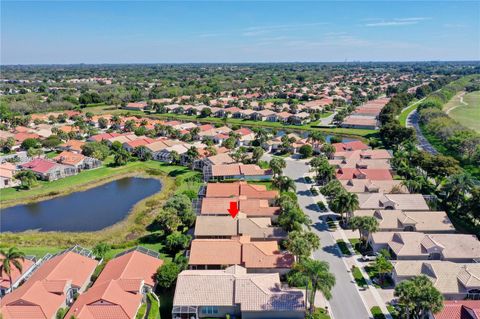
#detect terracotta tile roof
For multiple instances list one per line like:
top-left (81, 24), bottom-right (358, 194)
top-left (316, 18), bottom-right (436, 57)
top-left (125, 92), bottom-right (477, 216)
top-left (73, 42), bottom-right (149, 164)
top-left (59, 140), bottom-right (85, 153)
top-left (336, 168), bottom-right (392, 180)
top-left (189, 237), bottom-right (293, 269)
top-left (1, 251), bottom-right (98, 319)
top-left (124, 137), bottom-right (155, 149)
top-left (334, 149), bottom-right (392, 160)
top-left (0, 258), bottom-right (35, 290)
top-left (20, 158), bottom-right (58, 174)
top-left (14, 132), bottom-right (40, 143)
top-left (332, 141), bottom-right (370, 153)
top-left (340, 179), bottom-right (407, 193)
top-left (205, 181), bottom-right (278, 199)
top-left (53, 151), bottom-right (85, 166)
top-left (200, 197), bottom-right (280, 217)
top-left (433, 300), bottom-right (480, 319)
top-left (88, 132), bottom-right (121, 142)
top-left (65, 249), bottom-right (163, 319)
top-left (173, 266), bottom-right (305, 313)
top-left (357, 193), bottom-right (429, 211)
top-left (95, 250), bottom-right (163, 288)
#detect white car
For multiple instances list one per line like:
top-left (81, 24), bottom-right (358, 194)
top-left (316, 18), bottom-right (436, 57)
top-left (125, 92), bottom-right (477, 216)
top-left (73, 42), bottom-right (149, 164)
top-left (361, 252), bottom-right (378, 262)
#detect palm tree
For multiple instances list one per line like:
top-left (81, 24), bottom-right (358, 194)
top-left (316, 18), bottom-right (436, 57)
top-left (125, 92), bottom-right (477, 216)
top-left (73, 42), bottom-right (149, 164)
top-left (321, 143), bottom-right (335, 159)
top-left (274, 176), bottom-right (296, 193)
top-left (269, 157), bottom-right (286, 178)
top-left (394, 275), bottom-right (444, 319)
top-left (373, 255), bottom-right (393, 286)
top-left (293, 258), bottom-right (336, 314)
top-left (349, 216), bottom-right (379, 248)
top-left (329, 191), bottom-right (359, 224)
top-left (442, 173), bottom-right (474, 210)
top-left (0, 247), bottom-right (26, 292)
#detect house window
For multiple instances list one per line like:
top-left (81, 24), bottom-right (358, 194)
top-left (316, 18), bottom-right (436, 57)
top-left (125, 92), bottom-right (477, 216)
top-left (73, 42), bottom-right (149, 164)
top-left (201, 306), bottom-right (218, 315)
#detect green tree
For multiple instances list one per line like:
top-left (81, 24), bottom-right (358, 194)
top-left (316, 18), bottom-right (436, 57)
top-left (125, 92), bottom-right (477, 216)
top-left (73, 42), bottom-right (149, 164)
top-left (166, 232), bottom-right (191, 252)
top-left (113, 149), bottom-right (131, 166)
top-left (349, 216), bottom-right (379, 248)
top-left (329, 191), bottom-right (359, 224)
top-left (321, 143), bottom-right (335, 159)
top-left (164, 194), bottom-right (196, 227)
top-left (394, 275), bottom-right (444, 319)
top-left (0, 247), bottom-right (26, 291)
top-left (156, 262), bottom-right (180, 289)
top-left (290, 258), bottom-right (336, 315)
top-left (134, 145), bottom-right (152, 161)
top-left (92, 243), bottom-right (110, 260)
top-left (299, 144), bottom-right (314, 158)
top-left (273, 175), bottom-right (296, 193)
top-left (285, 231), bottom-right (320, 260)
top-left (269, 157), bottom-right (286, 178)
top-left (1, 137), bottom-right (15, 153)
top-left (309, 156), bottom-right (334, 185)
top-left (373, 254), bottom-right (393, 286)
top-left (154, 209), bottom-right (182, 234)
top-left (14, 170), bottom-right (37, 189)
top-left (21, 138), bottom-right (40, 150)
top-left (251, 147), bottom-right (264, 164)
top-left (81, 142), bottom-right (110, 160)
top-left (41, 135), bottom-right (62, 149)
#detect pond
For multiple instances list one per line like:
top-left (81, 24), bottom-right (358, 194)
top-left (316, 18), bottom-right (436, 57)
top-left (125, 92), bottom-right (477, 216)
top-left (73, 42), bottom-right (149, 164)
top-left (0, 177), bottom-right (162, 232)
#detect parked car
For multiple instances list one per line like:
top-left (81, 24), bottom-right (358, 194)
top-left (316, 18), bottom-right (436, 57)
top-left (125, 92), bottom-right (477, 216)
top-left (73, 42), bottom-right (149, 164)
top-left (361, 252), bottom-right (378, 262)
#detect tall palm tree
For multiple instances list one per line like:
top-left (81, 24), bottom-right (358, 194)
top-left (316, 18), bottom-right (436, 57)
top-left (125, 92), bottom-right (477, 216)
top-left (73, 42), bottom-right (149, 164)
top-left (269, 157), bottom-right (286, 178)
top-left (274, 176), bottom-right (296, 193)
top-left (442, 173), bottom-right (474, 210)
top-left (373, 255), bottom-right (393, 286)
top-left (329, 191), bottom-right (359, 224)
top-left (0, 247), bottom-right (26, 292)
top-left (294, 258), bottom-right (336, 314)
top-left (349, 216), bottom-right (379, 248)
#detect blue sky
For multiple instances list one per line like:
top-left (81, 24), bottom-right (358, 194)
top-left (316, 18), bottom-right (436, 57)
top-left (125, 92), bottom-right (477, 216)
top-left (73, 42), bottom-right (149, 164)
top-left (1, 1), bottom-right (479, 64)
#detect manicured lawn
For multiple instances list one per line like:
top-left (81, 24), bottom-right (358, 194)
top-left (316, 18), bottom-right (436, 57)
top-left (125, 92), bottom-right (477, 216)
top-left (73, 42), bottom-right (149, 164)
top-left (146, 293), bottom-right (161, 319)
top-left (310, 308), bottom-right (331, 319)
top-left (370, 306), bottom-right (385, 319)
top-left (136, 303), bottom-right (147, 319)
top-left (364, 265), bottom-right (394, 289)
top-left (0, 160), bottom-right (198, 205)
top-left (398, 98), bottom-right (420, 127)
top-left (348, 238), bottom-right (363, 255)
top-left (336, 240), bottom-right (351, 256)
top-left (445, 91), bottom-right (480, 132)
top-left (352, 265), bottom-right (367, 288)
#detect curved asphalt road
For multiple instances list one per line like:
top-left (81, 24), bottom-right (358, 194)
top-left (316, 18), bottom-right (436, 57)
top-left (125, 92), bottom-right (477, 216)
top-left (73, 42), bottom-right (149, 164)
top-left (280, 157), bottom-right (372, 319)
top-left (406, 109), bottom-right (438, 155)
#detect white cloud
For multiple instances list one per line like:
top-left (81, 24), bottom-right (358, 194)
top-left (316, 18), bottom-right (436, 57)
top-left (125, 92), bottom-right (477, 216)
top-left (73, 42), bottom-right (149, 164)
top-left (365, 17), bottom-right (431, 27)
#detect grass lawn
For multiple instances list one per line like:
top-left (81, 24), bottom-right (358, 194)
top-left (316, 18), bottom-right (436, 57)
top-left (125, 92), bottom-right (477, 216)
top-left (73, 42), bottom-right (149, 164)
top-left (398, 98), bottom-right (420, 127)
top-left (370, 306), bottom-right (385, 319)
top-left (0, 160), bottom-right (198, 205)
top-left (336, 240), bottom-right (351, 256)
top-left (348, 238), bottom-right (363, 255)
top-left (146, 293), bottom-right (161, 319)
top-left (352, 265), bottom-right (367, 288)
top-left (364, 265), bottom-right (394, 289)
top-left (445, 91), bottom-right (480, 133)
top-left (311, 308), bottom-right (331, 319)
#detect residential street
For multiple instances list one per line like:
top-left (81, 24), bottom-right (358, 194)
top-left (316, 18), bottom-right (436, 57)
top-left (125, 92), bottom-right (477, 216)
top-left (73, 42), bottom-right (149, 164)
top-left (271, 155), bottom-right (373, 319)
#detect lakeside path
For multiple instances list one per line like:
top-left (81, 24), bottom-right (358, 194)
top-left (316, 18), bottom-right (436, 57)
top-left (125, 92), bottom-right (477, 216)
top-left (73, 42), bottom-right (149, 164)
top-left (264, 154), bottom-right (373, 319)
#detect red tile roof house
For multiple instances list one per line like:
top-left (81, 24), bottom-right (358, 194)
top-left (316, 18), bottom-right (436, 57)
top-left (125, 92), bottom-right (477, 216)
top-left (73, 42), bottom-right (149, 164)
top-left (0, 256), bottom-right (37, 296)
top-left (53, 151), bottom-right (101, 171)
top-left (0, 247), bottom-right (98, 319)
top-left (341, 115), bottom-right (379, 130)
top-left (20, 158), bottom-right (77, 181)
top-left (431, 300), bottom-right (480, 319)
top-left (122, 137), bottom-right (155, 153)
top-left (204, 164), bottom-right (273, 181)
top-left (203, 181), bottom-right (279, 203)
top-left (188, 236), bottom-right (294, 274)
top-left (172, 266), bottom-right (305, 319)
top-left (65, 247), bottom-right (163, 319)
top-left (336, 167), bottom-right (393, 180)
top-left (200, 197), bottom-right (281, 220)
top-left (332, 140), bottom-right (370, 153)
top-left (87, 132), bottom-right (121, 142)
top-left (57, 139), bottom-right (85, 153)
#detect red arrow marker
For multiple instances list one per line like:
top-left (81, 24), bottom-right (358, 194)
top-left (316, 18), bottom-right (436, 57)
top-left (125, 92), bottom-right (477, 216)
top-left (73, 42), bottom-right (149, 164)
top-left (228, 201), bottom-right (239, 218)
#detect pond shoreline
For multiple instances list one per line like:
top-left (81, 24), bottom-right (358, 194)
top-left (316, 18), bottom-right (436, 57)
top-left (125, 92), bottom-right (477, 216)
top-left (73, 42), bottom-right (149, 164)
top-left (0, 165), bottom-right (179, 248)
